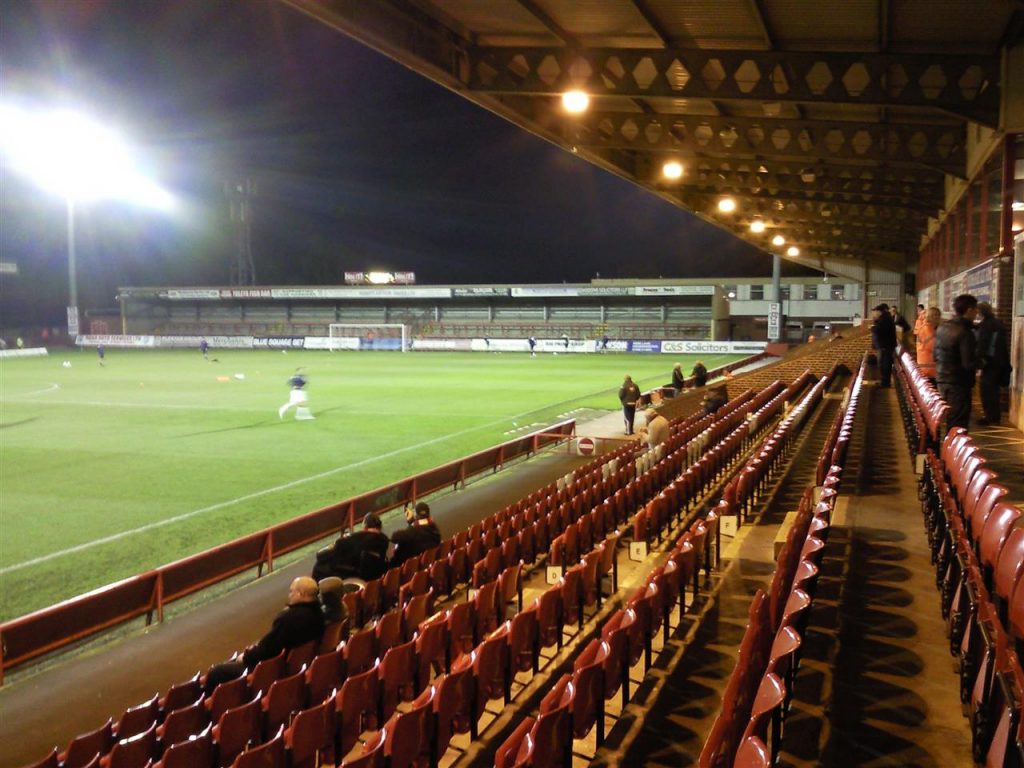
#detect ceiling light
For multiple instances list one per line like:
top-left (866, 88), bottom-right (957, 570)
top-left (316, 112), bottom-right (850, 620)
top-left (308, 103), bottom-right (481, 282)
top-left (561, 90), bottom-right (590, 114)
top-left (718, 197), bottom-right (737, 213)
top-left (786, 246), bottom-right (800, 257)
top-left (749, 219), bottom-right (765, 234)
top-left (662, 160), bottom-right (683, 180)
top-left (772, 234), bottom-right (785, 247)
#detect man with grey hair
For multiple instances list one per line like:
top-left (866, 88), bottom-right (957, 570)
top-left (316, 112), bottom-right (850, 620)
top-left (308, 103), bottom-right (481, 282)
top-left (638, 407), bottom-right (670, 449)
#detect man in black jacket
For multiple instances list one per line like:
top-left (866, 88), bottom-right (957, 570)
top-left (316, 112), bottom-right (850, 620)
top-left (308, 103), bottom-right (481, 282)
top-left (974, 302), bottom-right (1011, 426)
top-left (935, 294), bottom-right (979, 431)
top-left (313, 513), bottom-right (389, 582)
top-left (870, 303), bottom-right (898, 387)
top-left (205, 576), bottom-right (325, 692)
top-left (390, 502), bottom-right (442, 567)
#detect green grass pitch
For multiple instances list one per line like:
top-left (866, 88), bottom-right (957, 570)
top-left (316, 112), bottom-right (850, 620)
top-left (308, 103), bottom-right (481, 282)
top-left (0, 348), bottom-right (743, 620)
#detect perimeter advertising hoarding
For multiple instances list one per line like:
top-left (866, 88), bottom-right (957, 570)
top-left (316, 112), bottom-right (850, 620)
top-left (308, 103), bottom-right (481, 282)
top-left (510, 286), bottom-right (631, 297)
top-left (629, 340), bottom-right (662, 353)
top-left (160, 287), bottom-right (452, 300)
top-left (452, 287), bottom-right (511, 297)
top-left (154, 335), bottom-right (253, 349)
top-left (661, 340), bottom-right (767, 354)
top-left (633, 285), bottom-right (715, 296)
top-left (252, 336), bottom-right (306, 349)
top-left (76, 334), bottom-right (155, 347)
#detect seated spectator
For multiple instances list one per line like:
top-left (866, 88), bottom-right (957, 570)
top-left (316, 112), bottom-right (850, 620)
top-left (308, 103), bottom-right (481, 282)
top-left (637, 407), bottom-right (670, 449)
top-left (701, 386), bottom-right (728, 416)
top-left (317, 576), bottom-right (349, 624)
top-left (205, 576), bottom-right (325, 693)
top-left (313, 513), bottom-right (389, 582)
top-left (390, 501), bottom-right (442, 568)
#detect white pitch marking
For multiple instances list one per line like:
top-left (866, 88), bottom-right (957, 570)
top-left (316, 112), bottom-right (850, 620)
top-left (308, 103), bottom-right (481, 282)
top-left (16, 383), bottom-right (60, 397)
top-left (0, 404), bottom-right (561, 574)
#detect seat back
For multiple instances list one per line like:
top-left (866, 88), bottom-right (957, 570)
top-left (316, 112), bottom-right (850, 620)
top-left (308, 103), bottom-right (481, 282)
top-left (284, 696), bottom-right (334, 768)
top-left (380, 638), bottom-right (418, 721)
top-left (980, 503), bottom-right (1023, 570)
top-left (384, 686), bottom-right (434, 768)
top-left (447, 601), bottom-right (477, 662)
top-left (339, 727), bottom-right (385, 768)
top-left (116, 693), bottom-right (160, 741)
top-left (106, 721), bottom-right (157, 768)
top-left (232, 725), bottom-right (285, 768)
top-left (415, 611), bottom-right (449, 682)
top-left (473, 626), bottom-right (511, 717)
top-left (214, 692), bottom-right (262, 767)
top-left (434, 654), bottom-right (476, 757)
top-left (508, 607), bottom-right (539, 674)
top-left (306, 647), bottom-right (345, 707)
top-left (246, 652), bottom-right (286, 704)
top-left (61, 717), bottom-right (113, 768)
top-left (336, 660), bottom-right (380, 758)
top-left (154, 724), bottom-right (213, 768)
top-left (160, 672), bottom-right (202, 717)
top-left (157, 694), bottom-right (209, 749)
top-left (264, 668), bottom-right (307, 736)
top-left (285, 640), bottom-right (317, 677)
top-left (344, 626), bottom-right (378, 676)
top-left (375, 608), bottom-right (402, 654)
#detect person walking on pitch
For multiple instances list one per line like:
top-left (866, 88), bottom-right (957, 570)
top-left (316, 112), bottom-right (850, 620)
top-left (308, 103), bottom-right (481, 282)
top-left (279, 368), bottom-right (315, 420)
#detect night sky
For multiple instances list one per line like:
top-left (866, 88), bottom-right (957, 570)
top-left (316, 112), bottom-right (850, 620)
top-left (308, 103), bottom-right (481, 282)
top-left (1, 0), bottom-right (785, 326)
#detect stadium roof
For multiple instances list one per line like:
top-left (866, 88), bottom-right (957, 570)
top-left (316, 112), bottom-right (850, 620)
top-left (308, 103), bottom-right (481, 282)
top-left (280, 0), bottom-right (1022, 277)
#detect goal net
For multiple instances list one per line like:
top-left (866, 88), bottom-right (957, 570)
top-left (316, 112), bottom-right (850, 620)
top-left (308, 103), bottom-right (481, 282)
top-left (328, 323), bottom-right (408, 352)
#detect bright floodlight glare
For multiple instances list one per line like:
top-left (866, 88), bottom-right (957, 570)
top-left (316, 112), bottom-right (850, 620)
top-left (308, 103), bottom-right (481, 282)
top-left (561, 90), bottom-right (590, 114)
top-left (367, 271), bottom-right (392, 285)
top-left (749, 219), bottom-right (765, 233)
top-left (771, 234), bottom-right (786, 247)
top-left (662, 160), bottom-right (683, 180)
top-left (717, 197), bottom-right (736, 213)
top-left (787, 246), bottom-right (800, 257)
top-left (0, 104), bottom-right (174, 210)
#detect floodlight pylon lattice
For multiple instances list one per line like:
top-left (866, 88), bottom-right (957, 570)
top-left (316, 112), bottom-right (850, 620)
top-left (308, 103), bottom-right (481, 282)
top-left (224, 178), bottom-right (256, 286)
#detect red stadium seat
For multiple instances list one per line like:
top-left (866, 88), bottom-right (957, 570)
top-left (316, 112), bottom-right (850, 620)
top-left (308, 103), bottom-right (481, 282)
top-left (335, 660), bottom-right (380, 758)
top-left (230, 725), bottom-right (284, 768)
top-left (339, 727), bottom-right (385, 768)
top-left (153, 724), bottom-right (213, 768)
top-left (283, 696), bottom-right (334, 768)
top-left (305, 647), bottom-right (345, 707)
top-left (212, 692), bottom-right (262, 768)
top-left (262, 668), bottom-right (307, 739)
top-left (100, 721), bottom-right (157, 768)
top-left (434, 654), bottom-right (477, 757)
top-left (60, 718), bottom-right (114, 768)
top-left (379, 638), bottom-right (418, 721)
top-left (115, 694), bottom-right (160, 741)
top-left (383, 686), bottom-right (434, 768)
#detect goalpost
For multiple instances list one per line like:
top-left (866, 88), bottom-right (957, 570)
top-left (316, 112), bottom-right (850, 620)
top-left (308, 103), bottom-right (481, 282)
top-left (328, 323), bottom-right (409, 352)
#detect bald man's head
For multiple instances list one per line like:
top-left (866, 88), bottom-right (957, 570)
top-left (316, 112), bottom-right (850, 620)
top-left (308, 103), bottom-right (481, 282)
top-left (288, 576), bottom-right (319, 604)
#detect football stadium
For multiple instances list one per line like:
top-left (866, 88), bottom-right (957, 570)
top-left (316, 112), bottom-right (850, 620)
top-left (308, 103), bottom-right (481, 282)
top-left (1, 3), bottom-right (1024, 768)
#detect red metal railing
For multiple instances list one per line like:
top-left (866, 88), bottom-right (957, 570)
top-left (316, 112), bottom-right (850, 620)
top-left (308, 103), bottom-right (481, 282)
top-left (0, 419), bottom-right (576, 682)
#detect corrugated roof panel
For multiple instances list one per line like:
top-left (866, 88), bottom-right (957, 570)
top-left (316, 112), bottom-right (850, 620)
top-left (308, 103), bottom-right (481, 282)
top-left (643, 0), bottom-right (771, 48)
top-left (426, 1), bottom-right (556, 41)
top-left (764, 0), bottom-right (879, 50)
top-left (891, 1), bottom-right (1013, 53)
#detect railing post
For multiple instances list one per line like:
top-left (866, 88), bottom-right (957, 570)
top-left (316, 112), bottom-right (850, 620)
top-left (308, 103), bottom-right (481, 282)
top-left (155, 571), bottom-right (165, 624)
top-left (266, 530), bottom-right (275, 574)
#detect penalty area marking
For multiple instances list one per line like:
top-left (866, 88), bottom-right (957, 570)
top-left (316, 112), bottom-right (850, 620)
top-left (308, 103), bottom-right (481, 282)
top-left (0, 403), bottom-right (565, 575)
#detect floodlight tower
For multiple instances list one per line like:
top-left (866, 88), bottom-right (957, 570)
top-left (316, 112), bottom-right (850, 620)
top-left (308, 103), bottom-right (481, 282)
top-left (225, 178), bottom-right (257, 286)
top-left (0, 103), bottom-right (174, 334)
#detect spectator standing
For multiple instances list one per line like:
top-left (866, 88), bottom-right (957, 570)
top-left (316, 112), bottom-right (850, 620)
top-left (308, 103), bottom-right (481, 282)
top-left (870, 303), bottom-right (897, 387)
top-left (96, 344), bottom-right (105, 366)
top-left (974, 302), bottom-right (1011, 426)
top-left (915, 307), bottom-right (942, 383)
top-left (619, 375), bottom-right (641, 435)
top-left (205, 576), bottom-right (324, 693)
top-left (638, 407), bottom-right (670, 449)
top-left (935, 294), bottom-right (979, 431)
top-left (600, 334), bottom-right (610, 352)
top-left (561, 333), bottom-right (570, 350)
top-left (313, 513), bottom-right (389, 582)
top-left (691, 360), bottom-right (708, 387)
top-left (913, 304), bottom-right (927, 342)
top-left (891, 306), bottom-right (911, 347)
top-left (670, 363), bottom-right (685, 392)
top-left (528, 336), bottom-right (537, 357)
top-left (200, 338), bottom-right (209, 359)
top-left (390, 502), bottom-right (441, 567)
